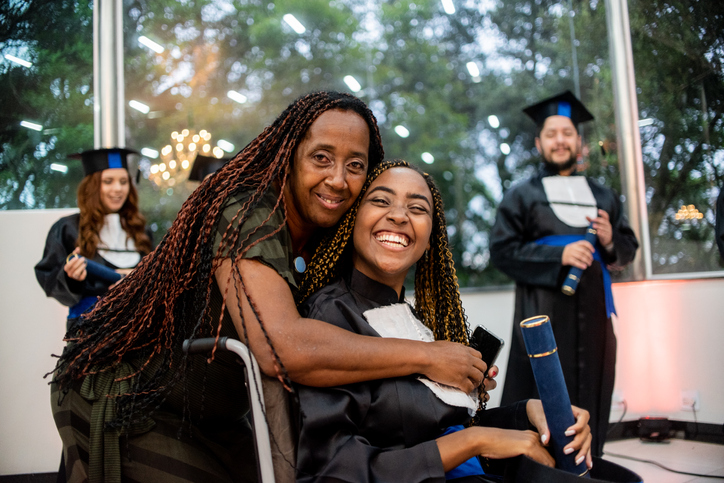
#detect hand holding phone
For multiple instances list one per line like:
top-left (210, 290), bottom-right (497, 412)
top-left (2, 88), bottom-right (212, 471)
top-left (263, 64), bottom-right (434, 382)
top-left (469, 325), bottom-right (504, 377)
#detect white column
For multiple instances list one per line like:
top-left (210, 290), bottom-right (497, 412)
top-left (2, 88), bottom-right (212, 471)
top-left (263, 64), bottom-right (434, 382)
top-left (605, 0), bottom-right (652, 280)
top-left (93, 0), bottom-right (125, 148)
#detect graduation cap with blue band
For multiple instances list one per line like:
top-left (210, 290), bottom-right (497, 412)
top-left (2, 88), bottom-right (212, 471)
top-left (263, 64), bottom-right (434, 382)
top-left (69, 148), bottom-right (140, 177)
top-left (523, 90), bottom-right (594, 127)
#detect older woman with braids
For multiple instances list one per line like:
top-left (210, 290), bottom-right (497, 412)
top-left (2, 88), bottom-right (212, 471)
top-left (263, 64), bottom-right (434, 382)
top-left (295, 160), bottom-right (593, 482)
top-left (50, 92), bottom-right (487, 483)
top-left (35, 148), bottom-right (152, 329)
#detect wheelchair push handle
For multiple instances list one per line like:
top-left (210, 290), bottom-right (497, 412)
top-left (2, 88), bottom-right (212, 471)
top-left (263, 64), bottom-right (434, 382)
top-left (182, 337), bottom-right (230, 354)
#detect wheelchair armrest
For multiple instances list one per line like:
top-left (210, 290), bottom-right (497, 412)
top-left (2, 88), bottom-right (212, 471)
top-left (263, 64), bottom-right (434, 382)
top-left (182, 336), bottom-right (230, 354)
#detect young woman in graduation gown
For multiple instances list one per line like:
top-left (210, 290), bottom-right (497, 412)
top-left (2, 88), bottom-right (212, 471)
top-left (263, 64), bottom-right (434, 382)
top-left (35, 148), bottom-right (153, 328)
top-left (295, 160), bottom-right (593, 482)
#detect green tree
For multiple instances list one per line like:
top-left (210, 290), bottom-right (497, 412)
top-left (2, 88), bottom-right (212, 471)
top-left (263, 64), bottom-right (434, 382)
top-left (0, 0), bottom-right (94, 209)
top-left (4, 0), bottom-right (721, 284)
top-left (629, 0), bottom-right (724, 272)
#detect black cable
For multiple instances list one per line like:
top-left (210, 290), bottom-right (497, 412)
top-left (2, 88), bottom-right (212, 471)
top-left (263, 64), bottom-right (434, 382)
top-left (691, 400), bottom-right (699, 439)
top-left (603, 450), bottom-right (724, 479)
top-left (607, 399), bottom-right (627, 435)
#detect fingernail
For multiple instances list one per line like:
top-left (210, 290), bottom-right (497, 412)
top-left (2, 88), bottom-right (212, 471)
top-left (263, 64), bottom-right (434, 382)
top-left (564, 447), bottom-right (574, 455)
top-left (576, 456), bottom-right (585, 465)
top-left (490, 369), bottom-right (497, 377)
top-left (565, 429), bottom-right (575, 436)
top-left (540, 434), bottom-right (547, 444)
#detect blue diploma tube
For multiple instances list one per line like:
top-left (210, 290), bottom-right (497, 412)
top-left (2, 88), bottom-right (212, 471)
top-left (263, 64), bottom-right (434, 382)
top-left (520, 315), bottom-right (589, 476)
top-left (561, 224), bottom-right (597, 296)
top-left (67, 254), bottom-right (122, 284)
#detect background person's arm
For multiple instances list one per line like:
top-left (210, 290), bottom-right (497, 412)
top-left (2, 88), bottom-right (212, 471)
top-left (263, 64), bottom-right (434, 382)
top-left (215, 258), bottom-right (486, 392)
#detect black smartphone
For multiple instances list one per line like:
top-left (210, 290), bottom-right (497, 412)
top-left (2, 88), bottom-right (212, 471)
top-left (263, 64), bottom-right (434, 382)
top-left (469, 325), bottom-right (505, 376)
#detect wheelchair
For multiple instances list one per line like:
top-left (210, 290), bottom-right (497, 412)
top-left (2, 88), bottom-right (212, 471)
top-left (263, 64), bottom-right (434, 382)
top-left (183, 337), bottom-right (276, 483)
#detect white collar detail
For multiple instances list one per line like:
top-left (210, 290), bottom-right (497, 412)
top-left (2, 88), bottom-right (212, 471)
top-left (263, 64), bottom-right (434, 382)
top-left (541, 175), bottom-right (598, 227)
top-left (97, 213), bottom-right (141, 268)
top-left (363, 303), bottom-right (479, 416)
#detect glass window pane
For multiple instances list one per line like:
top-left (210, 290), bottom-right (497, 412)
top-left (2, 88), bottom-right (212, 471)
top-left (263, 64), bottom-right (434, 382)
top-left (1, 1), bottom-right (94, 209)
top-left (630, 0), bottom-right (724, 275)
top-left (123, 1), bottom-right (637, 286)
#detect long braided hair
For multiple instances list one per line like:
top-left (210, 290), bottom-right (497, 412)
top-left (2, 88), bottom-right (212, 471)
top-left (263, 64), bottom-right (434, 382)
top-left (52, 91), bottom-right (384, 427)
top-left (297, 159), bottom-right (469, 344)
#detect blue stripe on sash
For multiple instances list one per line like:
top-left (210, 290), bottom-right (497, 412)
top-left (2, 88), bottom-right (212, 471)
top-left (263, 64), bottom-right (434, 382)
top-left (536, 234), bottom-right (616, 317)
top-left (441, 425), bottom-right (486, 479)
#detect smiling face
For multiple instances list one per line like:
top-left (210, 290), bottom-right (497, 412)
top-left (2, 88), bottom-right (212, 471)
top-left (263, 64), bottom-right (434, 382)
top-left (285, 109), bottom-right (370, 238)
top-left (99, 168), bottom-right (130, 213)
top-left (352, 167), bottom-right (433, 295)
top-left (535, 115), bottom-right (581, 175)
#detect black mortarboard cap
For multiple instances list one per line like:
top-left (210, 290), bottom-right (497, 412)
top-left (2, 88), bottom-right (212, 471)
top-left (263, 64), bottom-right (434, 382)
top-left (188, 154), bottom-right (231, 182)
top-left (522, 90), bottom-right (594, 127)
top-left (69, 147), bottom-right (139, 177)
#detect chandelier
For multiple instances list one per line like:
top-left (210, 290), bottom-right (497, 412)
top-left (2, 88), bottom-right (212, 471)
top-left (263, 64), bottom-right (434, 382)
top-left (148, 129), bottom-right (226, 187)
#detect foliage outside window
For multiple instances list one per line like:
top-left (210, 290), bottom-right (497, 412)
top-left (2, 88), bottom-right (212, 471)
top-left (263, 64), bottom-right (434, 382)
top-left (1, 0), bottom-right (93, 209)
top-left (629, 0), bottom-right (724, 275)
top-left (2, 0), bottom-right (722, 287)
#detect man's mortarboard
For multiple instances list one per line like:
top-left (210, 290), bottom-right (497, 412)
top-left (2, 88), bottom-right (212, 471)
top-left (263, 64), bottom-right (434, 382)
top-left (188, 154), bottom-right (231, 182)
top-left (522, 90), bottom-right (594, 127)
top-left (69, 148), bottom-right (139, 177)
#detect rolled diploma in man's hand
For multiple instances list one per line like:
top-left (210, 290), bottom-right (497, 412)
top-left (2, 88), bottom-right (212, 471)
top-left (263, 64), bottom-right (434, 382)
top-left (562, 224), bottom-right (597, 296)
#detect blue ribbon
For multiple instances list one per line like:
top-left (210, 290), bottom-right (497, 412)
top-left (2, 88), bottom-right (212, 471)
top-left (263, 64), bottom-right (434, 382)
top-left (536, 234), bottom-right (616, 317)
top-left (441, 425), bottom-right (486, 479)
top-left (68, 296), bottom-right (99, 320)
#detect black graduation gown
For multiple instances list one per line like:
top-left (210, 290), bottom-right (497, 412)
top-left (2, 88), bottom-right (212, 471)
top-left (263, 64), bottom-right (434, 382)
top-left (34, 213), bottom-right (150, 311)
top-left (489, 166), bottom-right (638, 457)
top-left (296, 270), bottom-right (531, 483)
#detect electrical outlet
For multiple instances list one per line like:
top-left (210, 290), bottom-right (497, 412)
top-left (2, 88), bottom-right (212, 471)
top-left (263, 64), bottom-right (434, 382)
top-left (681, 390), bottom-right (700, 411)
top-left (611, 391), bottom-right (625, 410)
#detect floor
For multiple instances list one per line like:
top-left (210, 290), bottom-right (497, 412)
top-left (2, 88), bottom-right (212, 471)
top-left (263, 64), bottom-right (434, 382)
top-left (603, 439), bottom-right (724, 482)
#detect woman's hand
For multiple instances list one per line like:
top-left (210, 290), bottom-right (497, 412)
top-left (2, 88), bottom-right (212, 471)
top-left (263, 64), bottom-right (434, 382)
top-left (437, 426), bottom-right (554, 471)
top-left (64, 248), bottom-right (87, 281)
top-left (421, 341), bottom-right (487, 394)
top-left (526, 399), bottom-right (593, 469)
top-left (478, 428), bottom-right (556, 467)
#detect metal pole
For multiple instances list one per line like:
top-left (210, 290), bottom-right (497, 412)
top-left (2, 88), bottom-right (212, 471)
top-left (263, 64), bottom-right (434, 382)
top-left (568, 0), bottom-right (583, 141)
top-left (93, 0), bottom-right (125, 148)
top-left (604, 0), bottom-right (651, 280)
